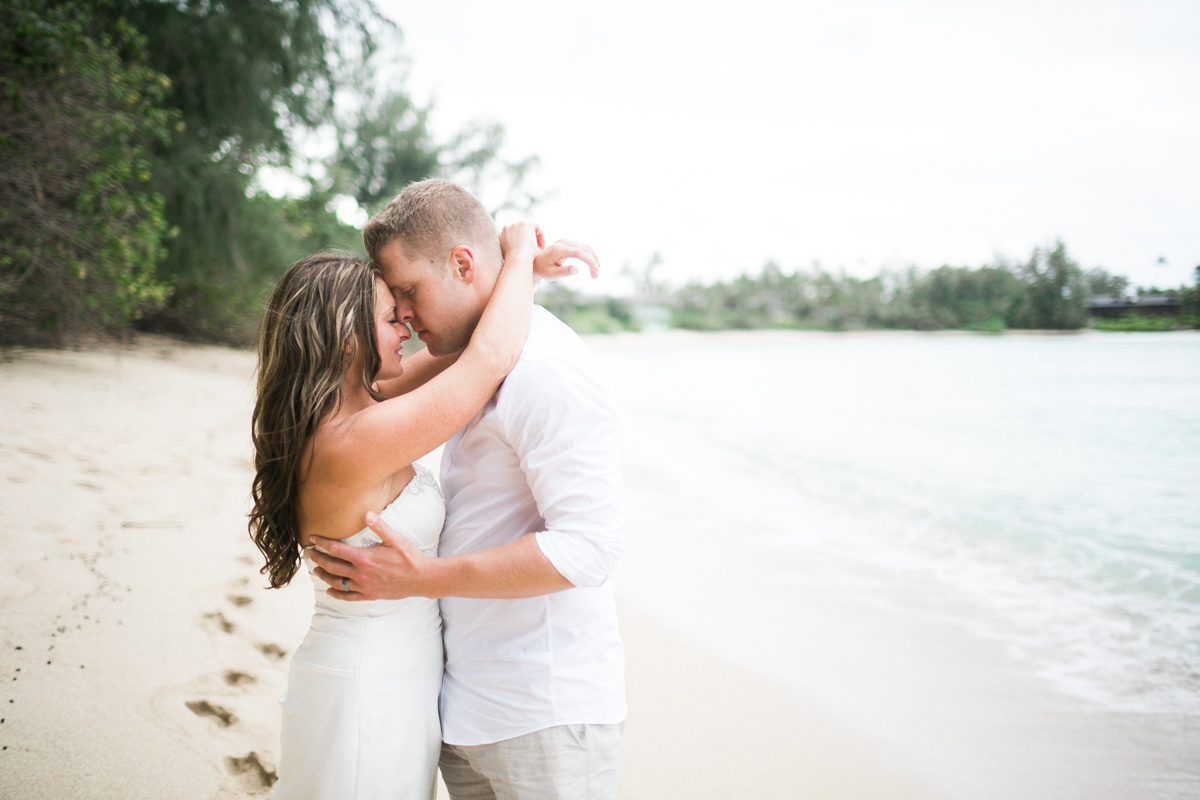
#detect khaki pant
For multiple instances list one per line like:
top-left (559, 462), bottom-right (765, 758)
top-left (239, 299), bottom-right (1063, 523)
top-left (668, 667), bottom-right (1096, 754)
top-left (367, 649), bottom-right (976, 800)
top-left (439, 723), bottom-right (624, 800)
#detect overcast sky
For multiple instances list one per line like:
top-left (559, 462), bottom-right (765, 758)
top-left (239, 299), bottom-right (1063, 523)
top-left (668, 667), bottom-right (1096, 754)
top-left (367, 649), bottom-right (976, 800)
top-left (373, 0), bottom-right (1199, 293)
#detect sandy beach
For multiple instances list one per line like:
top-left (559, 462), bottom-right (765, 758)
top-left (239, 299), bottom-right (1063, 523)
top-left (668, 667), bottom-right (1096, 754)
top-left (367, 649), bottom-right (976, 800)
top-left (1, 333), bottom-right (1194, 798)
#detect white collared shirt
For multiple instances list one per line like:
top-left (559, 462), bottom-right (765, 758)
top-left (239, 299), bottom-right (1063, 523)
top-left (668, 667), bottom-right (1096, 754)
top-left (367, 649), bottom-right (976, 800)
top-left (438, 306), bottom-right (627, 746)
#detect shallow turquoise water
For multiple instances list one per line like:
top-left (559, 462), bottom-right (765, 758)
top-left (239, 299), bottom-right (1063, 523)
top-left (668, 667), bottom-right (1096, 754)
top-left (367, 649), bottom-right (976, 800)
top-left (603, 331), bottom-right (1200, 713)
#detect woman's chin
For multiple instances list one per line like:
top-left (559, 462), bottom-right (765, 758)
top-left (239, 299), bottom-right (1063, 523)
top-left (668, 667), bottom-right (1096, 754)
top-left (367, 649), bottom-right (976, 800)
top-left (377, 361), bottom-right (404, 382)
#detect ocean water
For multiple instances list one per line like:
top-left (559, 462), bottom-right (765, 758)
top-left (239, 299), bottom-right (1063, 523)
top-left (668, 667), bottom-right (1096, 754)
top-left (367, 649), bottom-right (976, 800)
top-left (598, 331), bottom-right (1200, 716)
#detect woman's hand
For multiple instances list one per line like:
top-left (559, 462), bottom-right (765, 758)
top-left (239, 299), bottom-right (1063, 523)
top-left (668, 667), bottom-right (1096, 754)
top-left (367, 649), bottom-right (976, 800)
top-left (498, 221), bottom-right (542, 261)
top-left (534, 238), bottom-right (601, 282)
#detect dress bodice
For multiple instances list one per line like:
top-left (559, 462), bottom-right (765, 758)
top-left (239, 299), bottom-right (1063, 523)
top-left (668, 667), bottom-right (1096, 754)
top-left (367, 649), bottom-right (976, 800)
top-left (303, 462), bottom-right (444, 617)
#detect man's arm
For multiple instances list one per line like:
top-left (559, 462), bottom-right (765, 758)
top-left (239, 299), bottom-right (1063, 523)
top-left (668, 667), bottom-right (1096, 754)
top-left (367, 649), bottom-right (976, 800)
top-left (502, 353), bottom-right (625, 589)
top-left (310, 517), bottom-right (571, 600)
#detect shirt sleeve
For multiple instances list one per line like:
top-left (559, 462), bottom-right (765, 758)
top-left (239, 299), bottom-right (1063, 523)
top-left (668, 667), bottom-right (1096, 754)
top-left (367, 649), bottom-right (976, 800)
top-left (499, 353), bottom-right (625, 588)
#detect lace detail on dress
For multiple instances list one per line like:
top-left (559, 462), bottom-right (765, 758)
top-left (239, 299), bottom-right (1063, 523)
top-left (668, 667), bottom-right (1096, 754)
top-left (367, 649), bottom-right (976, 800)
top-left (403, 462), bottom-right (442, 499)
top-left (327, 537), bottom-right (435, 557)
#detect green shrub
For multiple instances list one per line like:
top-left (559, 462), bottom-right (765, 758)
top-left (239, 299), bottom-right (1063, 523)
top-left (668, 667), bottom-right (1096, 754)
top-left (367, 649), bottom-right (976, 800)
top-left (0, 0), bottom-right (176, 344)
top-left (1092, 316), bottom-right (1195, 332)
top-left (562, 308), bottom-right (629, 335)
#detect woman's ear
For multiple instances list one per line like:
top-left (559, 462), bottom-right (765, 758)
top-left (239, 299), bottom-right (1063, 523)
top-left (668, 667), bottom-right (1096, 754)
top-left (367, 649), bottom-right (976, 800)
top-left (449, 245), bottom-right (477, 284)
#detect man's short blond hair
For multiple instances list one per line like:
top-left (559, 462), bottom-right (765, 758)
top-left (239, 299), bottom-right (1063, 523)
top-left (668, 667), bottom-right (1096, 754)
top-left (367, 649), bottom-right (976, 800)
top-left (363, 179), bottom-right (500, 267)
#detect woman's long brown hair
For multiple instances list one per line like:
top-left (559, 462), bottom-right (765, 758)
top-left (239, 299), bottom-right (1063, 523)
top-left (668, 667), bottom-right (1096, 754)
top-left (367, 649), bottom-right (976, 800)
top-left (249, 252), bottom-right (385, 587)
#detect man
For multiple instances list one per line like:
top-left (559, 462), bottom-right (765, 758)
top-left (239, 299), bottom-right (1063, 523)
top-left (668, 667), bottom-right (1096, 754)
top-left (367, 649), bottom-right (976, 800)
top-left (307, 179), bottom-right (626, 800)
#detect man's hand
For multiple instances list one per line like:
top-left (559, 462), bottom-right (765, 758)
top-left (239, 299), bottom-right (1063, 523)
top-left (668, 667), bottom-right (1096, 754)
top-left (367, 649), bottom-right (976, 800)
top-left (309, 512), bottom-right (432, 601)
top-left (311, 510), bottom-right (574, 601)
top-left (534, 239), bottom-right (601, 281)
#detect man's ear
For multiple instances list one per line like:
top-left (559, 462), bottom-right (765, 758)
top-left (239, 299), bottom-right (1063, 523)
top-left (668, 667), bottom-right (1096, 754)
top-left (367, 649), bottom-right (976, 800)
top-left (448, 245), bottom-right (477, 284)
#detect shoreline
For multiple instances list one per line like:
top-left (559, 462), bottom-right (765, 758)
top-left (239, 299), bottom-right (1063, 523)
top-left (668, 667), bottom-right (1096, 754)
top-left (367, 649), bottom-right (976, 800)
top-left (5, 323), bottom-right (1195, 364)
top-left (584, 325), bottom-right (1199, 354)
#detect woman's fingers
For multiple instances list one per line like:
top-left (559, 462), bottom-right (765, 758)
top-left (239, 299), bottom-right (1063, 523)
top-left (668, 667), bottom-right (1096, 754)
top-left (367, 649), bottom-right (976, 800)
top-left (559, 240), bottom-right (601, 277)
top-left (547, 241), bottom-right (600, 278)
top-left (530, 236), bottom-right (602, 281)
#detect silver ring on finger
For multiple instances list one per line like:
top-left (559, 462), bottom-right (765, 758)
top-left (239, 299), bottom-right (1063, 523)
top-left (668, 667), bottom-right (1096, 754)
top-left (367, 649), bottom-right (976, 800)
top-left (341, 577), bottom-right (349, 592)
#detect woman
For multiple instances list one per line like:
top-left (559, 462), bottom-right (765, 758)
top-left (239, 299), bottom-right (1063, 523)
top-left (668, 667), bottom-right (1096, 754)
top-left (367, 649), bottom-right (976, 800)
top-left (249, 222), bottom-right (558, 799)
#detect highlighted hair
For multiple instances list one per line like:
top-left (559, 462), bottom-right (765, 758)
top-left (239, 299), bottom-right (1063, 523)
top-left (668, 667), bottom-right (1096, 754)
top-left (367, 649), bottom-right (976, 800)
top-left (249, 252), bottom-right (383, 587)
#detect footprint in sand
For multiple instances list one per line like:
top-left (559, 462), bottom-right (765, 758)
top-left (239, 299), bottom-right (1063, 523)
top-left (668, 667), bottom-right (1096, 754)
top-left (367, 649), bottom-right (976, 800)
top-left (223, 670), bottom-right (257, 687)
top-left (226, 594), bottom-right (253, 608)
top-left (185, 700), bottom-right (237, 727)
top-left (204, 612), bottom-right (236, 634)
top-left (226, 752), bottom-right (278, 791)
top-left (257, 643), bottom-right (287, 661)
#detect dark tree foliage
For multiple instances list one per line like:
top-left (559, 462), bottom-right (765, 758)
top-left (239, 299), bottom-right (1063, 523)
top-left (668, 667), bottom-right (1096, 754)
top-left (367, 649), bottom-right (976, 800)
top-left (1187, 267), bottom-right (1200, 318)
top-left (333, 88), bottom-right (441, 211)
top-left (73, 0), bottom-right (536, 342)
top-left (329, 83), bottom-right (540, 217)
top-left (78, 0), bottom-right (389, 340)
top-left (1007, 242), bottom-right (1087, 330)
top-left (0, 0), bottom-right (176, 344)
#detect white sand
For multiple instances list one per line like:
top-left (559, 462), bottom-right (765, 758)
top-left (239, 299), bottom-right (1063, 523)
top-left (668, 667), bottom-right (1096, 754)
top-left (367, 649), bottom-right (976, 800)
top-left (0, 335), bottom-right (1191, 798)
top-left (0, 341), bottom-right (311, 797)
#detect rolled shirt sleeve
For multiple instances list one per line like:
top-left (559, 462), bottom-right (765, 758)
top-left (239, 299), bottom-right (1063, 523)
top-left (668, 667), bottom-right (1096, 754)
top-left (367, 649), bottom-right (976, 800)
top-left (499, 354), bottom-right (625, 588)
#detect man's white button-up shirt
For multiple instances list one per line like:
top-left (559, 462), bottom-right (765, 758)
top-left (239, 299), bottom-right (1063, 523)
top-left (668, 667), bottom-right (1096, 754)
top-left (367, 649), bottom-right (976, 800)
top-left (438, 305), bottom-right (627, 746)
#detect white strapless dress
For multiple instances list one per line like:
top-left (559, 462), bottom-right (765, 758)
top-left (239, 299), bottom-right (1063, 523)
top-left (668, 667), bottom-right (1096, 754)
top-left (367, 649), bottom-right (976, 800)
top-left (276, 463), bottom-right (445, 800)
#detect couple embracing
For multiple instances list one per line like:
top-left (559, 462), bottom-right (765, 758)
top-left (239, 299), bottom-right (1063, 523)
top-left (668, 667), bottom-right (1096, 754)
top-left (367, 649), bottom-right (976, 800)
top-left (249, 179), bottom-right (626, 800)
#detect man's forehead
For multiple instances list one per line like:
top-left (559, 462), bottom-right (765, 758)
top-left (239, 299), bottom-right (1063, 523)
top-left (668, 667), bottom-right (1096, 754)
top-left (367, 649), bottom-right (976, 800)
top-left (378, 239), bottom-right (429, 284)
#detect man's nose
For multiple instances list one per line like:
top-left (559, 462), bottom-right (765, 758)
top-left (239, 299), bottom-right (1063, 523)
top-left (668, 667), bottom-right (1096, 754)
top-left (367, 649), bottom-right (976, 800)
top-left (395, 301), bottom-right (414, 323)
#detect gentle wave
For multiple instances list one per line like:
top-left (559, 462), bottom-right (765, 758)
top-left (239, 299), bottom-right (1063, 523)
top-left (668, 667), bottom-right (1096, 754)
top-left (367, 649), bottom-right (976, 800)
top-left (603, 331), bottom-right (1200, 714)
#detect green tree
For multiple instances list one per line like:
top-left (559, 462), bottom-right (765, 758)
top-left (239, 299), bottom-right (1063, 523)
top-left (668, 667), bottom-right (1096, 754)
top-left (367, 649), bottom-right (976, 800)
top-left (1007, 241), bottom-right (1087, 329)
top-left (890, 265), bottom-right (1022, 331)
top-left (1083, 267), bottom-right (1129, 298)
top-left (0, 0), bottom-right (176, 344)
top-left (90, 0), bottom-right (535, 342)
top-left (85, 0), bottom-right (384, 339)
top-left (663, 243), bottom-right (1098, 334)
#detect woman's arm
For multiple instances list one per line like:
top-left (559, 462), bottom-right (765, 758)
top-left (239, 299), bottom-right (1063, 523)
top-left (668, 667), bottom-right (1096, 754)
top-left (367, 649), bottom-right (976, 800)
top-left (373, 346), bottom-right (462, 399)
top-left (333, 223), bottom-right (541, 478)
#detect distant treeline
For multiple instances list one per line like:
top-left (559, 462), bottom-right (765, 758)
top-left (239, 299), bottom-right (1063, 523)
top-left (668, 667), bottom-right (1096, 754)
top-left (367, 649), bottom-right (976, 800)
top-left (540, 244), bottom-right (1200, 334)
top-left (1, 0), bottom-right (532, 346)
